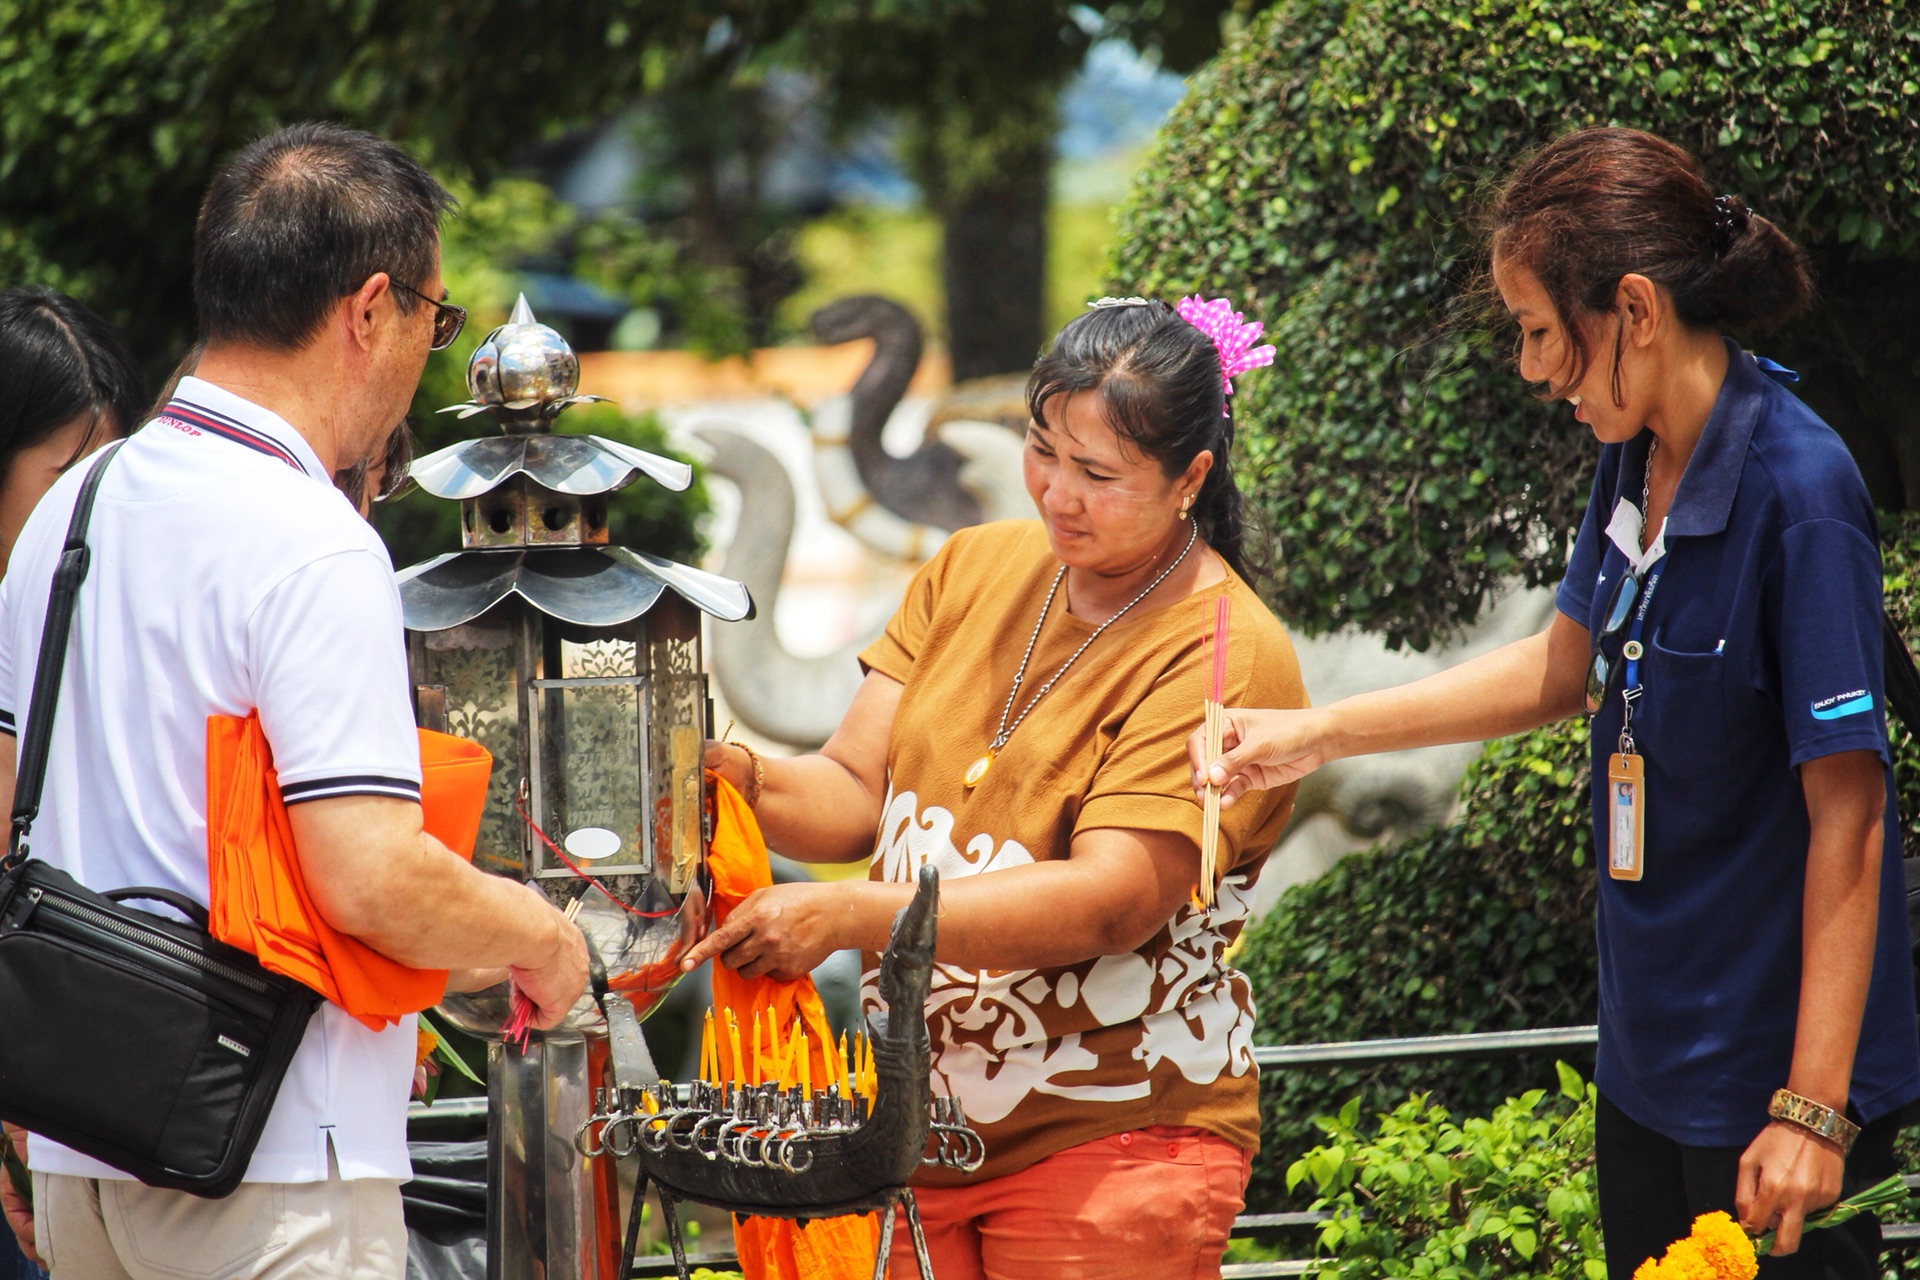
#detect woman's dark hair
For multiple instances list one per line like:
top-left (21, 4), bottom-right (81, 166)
top-left (0, 286), bottom-right (147, 472)
top-left (333, 417), bottom-right (416, 510)
top-left (1487, 126), bottom-right (1814, 404)
top-left (1026, 301), bottom-right (1261, 583)
top-left (195, 121), bottom-right (455, 351)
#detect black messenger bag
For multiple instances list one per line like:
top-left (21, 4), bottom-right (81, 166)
top-left (0, 442), bottom-right (320, 1198)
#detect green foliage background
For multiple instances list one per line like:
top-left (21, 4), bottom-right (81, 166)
top-left (0, 0), bottom-right (813, 367)
top-left (1113, 0), bottom-right (1920, 650)
top-left (1288, 1067), bottom-right (1603, 1280)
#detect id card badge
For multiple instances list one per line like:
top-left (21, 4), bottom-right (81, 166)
top-left (1607, 752), bottom-right (1646, 881)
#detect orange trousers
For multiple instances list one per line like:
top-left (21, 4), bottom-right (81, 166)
top-left (887, 1126), bottom-right (1250, 1280)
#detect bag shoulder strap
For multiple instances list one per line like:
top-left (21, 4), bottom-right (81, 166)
top-left (1887, 607), bottom-right (1920, 736)
top-left (7, 442), bottom-right (125, 868)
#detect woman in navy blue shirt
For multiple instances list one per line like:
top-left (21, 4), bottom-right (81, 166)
top-left (1195, 126), bottom-right (1920, 1279)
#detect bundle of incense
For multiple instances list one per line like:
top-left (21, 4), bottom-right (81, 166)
top-left (1198, 596), bottom-right (1230, 909)
top-left (503, 895), bottom-right (584, 1050)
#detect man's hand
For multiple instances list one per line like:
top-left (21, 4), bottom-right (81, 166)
top-left (1736, 1120), bottom-right (1845, 1255)
top-left (507, 903), bottom-right (590, 1030)
top-left (0, 1124), bottom-right (41, 1269)
top-left (1188, 707), bottom-right (1337, 809)
top-left (679, 882), bottom-right (850, 981)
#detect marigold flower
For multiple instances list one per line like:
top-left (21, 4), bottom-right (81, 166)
top-left (1635, 1210), bottom-right (1758, 1280)
top-left (1691, 1211), bottom-right (1758, 1279)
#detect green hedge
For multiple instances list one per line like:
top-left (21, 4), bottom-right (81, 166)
top-left (1113, 0), bottom-right (1920, 650)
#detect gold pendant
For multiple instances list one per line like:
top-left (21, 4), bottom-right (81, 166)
top-left (964, 751), bottom-right (995, 789)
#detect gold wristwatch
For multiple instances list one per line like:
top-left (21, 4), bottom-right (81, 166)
top-left (1768, 1088), bottom-right (1860, 1155)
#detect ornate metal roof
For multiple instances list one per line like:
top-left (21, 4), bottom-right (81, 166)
top-left (406, 431), bottom-right (692, 500)
top-left (397, 546), bottom-right (754, 631)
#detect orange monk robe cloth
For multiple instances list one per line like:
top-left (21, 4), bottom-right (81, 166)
top-left (206, 712), bottom-right (492, 1032)
top-left (708, 775), bottom-right (882, 1280)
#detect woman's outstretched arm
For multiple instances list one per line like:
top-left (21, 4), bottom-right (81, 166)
top-left (1191, 610), bottom-right (1592, 806)
top-left (678, 823), bottom-right (1201, 979)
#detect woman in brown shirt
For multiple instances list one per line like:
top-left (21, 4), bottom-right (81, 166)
top-left (687, 298), bottom-right (1305, 1280)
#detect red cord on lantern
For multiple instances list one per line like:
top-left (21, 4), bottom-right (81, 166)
top-left (515, 799), bottom-right (680, 920)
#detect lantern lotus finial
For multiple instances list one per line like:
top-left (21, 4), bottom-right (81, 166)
top-left (442, 292), bottom-right (607, 431)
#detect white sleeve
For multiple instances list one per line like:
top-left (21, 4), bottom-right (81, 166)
top-left (0, 567), bottom-right (17, 737)
top-left (246, 548), bottom-right (421, 804)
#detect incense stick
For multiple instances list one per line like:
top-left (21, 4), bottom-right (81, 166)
top-left (1199, 596), bottom-right (1230, 909)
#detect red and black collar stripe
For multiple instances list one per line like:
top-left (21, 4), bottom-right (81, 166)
top-left (157, 399), bottom-right (311, 476)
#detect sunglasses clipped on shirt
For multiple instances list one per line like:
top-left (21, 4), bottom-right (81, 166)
top-left (1585, 567), bottom-right (1648, 715)
top-left (389, 280), bottom-right (467, 351)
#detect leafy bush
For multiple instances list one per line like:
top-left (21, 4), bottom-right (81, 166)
top-left (1288, 1064), bottom-right (1602, 1280)
top-left (1237, 716), bottom-right (1597, 1209)
top-left (1113, 0), bottom-right (1920, 649)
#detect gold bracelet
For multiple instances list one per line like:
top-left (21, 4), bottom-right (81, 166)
top-left (1768, 1088), bottom-right (1860, 1155)
top-left (728, 740), bottom-right (765, 808)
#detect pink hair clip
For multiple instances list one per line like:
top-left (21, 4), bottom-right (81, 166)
top-left (1175, 296), bottom-right (1276, 407)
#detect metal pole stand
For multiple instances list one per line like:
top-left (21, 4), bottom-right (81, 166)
top-left (490, 1036), bottom-right (615, 1279)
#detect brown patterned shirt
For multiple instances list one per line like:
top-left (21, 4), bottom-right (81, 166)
top-left (858, 521), bottom-right (1305, 1184)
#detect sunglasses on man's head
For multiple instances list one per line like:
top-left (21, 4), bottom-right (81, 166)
top-left (1585, 568), bottom-right (1647, 715)
top-left (389, 280), bottom-right (467, 351)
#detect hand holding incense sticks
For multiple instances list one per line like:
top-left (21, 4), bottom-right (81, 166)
top-left (1197, 596), bottom-right (1230, 910)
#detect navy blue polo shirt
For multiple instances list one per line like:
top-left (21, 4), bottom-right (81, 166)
top-left (1556, 340), bottom-right (1920, 1147)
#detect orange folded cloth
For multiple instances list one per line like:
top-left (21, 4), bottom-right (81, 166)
top-left (707, 775), bottom-right (881, 1280)
top-left (206, 712), bottom-right (492, 1031)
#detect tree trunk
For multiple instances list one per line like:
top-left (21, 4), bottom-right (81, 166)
top-left (940, 145), bottom-right (1051, 380)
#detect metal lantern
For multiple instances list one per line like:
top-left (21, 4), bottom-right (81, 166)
top-left (395, 296), bottom-right (752, 1280)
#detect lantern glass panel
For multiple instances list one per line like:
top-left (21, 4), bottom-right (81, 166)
top-left (561, 637), bottom-right (638, 679)
top-left (528, 674), bottom-right (648, 879)
top-left (416, 621), bottom-right (523, 877)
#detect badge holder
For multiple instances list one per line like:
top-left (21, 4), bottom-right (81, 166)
top-left (1608, 663), bottom-right (1645, 882)
top-left (1607, 560), bottom-right (1661, 881)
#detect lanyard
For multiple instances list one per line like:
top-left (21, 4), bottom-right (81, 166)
top-left (1618, 554), bottom-right (1665, 756)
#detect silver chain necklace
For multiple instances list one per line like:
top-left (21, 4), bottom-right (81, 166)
top-left (963, 517), bottom-right (1199, 788)
top-left (1640, 435), bottom-right (1657, 544)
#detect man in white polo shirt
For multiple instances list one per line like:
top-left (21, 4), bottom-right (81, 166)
top-left (0, 123), bottom-right (587, 1278)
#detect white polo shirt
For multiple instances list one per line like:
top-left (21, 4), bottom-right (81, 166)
top-left (0, 377), bottom-right (423, 1183)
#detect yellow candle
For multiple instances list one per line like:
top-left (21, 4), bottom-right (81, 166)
top-left (700, 1009), bottom-right (715, 1083)
top-left (862, 1033), bottom-right (876, 1099)
top-left (766, 1011), bottom-right (784, 1085)
top-left (837, 1030), bottom-right (851, 1094)
top-left (797, 1028), bottom-right (811, 1096)
top-left (726, 1010), bottom-right (745, 1086)
top-left (751, 1010), bottom-right (763, 1086)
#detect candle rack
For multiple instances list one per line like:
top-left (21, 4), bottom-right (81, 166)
top-left (582, 866), bottom-right (977, 1279)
